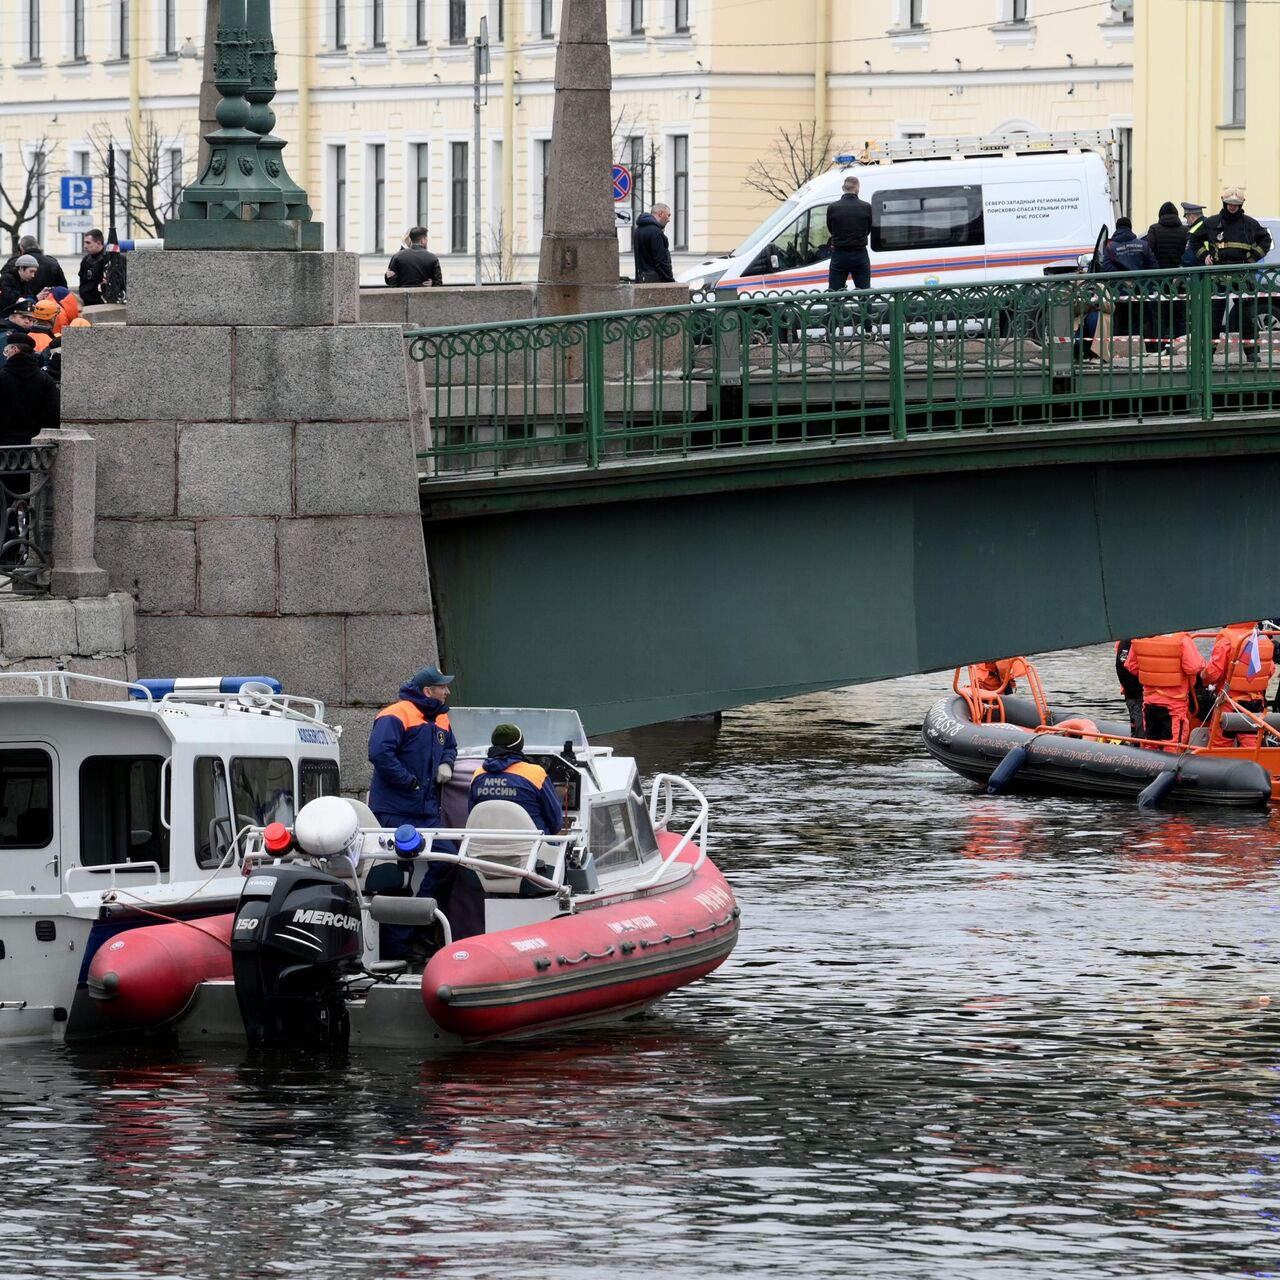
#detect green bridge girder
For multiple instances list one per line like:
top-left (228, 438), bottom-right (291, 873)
top-left (421, 414), bottom-right (1280, 733)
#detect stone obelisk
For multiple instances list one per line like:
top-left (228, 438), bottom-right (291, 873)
top-left (536, 0), bottom-right (628, 316)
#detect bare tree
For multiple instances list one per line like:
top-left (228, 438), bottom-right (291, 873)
top-left (482, 211), bottom-right (516, 284)
top-left (745, 123), bottom-right (836, 203)
top-left (0, 140), bottom-right (50, 255)
top-left (89, 116), bottom-right (189, 238)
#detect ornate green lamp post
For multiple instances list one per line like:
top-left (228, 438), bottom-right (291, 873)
top-left (165, 0), bottom-right (322, 249)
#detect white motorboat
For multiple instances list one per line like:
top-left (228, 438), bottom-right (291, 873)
top-left (0, 672), bottom-right (738, 1047)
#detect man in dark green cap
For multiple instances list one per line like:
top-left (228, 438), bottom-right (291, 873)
top-left (468, 723), bottom-right (564, 834)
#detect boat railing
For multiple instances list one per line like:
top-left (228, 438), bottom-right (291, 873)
top-left (154, 687), bottom-right (332, 729)
top-left (64, 861), bottom-right (163, 893)
top-left (244, 827), bottom-right (580, 896)
top-left (0, 669), bottom-right (156, 701)
top-left (641, 773), bottom-right (709, 887)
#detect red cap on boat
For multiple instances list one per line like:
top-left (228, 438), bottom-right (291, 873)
top-left (263, 822), bottom-right (293, 855)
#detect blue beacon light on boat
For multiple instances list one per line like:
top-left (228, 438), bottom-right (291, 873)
top-left (394, 825), bottom-right (426, 856)
top-left (129, 676), bottom-right (284, 700)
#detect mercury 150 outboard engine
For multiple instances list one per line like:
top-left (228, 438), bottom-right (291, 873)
top-left (232, 864), bottom-right (362, 1049)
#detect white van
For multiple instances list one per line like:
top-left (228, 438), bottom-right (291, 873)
top-left (681, 131), bottom-right (1118, 298)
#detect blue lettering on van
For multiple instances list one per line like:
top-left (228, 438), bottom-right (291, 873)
top-left (297, 727), bottom-right (334, 744)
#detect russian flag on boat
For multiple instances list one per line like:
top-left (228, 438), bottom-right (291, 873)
top-left (1245, 629), bottom-right (1263, 678)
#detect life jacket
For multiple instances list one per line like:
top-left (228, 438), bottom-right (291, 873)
top-left (976, 659), bottom-right (1015, 692)
top-left (29, 330), bottom-right (52, 353)
top-left (1131, 634), bottom-right (1193, 693)
top-left (1220, 625), bottom-right (1274, 698)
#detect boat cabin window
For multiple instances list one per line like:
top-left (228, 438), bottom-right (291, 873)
top-left (79, 756), bottom-right (170, 871)
top-left (300, 759), bottom-right (340, 806)
top-left (0, 748), bottom-right (52, 849)
top-left (231, 758), bottom-right (295, 828)
top-left (194, 756), bottom-right (233, 869)
top-left (590, 786), bottom-right (660, 872)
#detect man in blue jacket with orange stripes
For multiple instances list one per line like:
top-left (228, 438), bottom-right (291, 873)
top-left (469, 723), bottom-right (564, 834)
top-left (368, 665), bottom-right (459, 960)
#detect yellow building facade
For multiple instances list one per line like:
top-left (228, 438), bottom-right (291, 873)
top-left (1134, 0), bottom-right (1276, 220)
top-left (0, 0), bottom-right (1132, 282)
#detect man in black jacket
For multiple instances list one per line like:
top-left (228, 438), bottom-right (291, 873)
top-left (384, 227), bottom-right (443, 287)
top-left (1, 238), bottom-right (67, 293)
top-left (1145, 201), bottom-right (1191, 345)
top-left (1189, 186), bottom-right (1273, 359)
top-left (0, 332), bottom-right (59, 444)
top-left (826, 175), bottom-right (873, 292)
top-left (78, 230), bottom-right (108, 306)
top-left (633, 206), bottom-right (674, 283)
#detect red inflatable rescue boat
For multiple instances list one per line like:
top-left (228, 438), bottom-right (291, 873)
top-left (423, 835), bottom-right (738, 1040)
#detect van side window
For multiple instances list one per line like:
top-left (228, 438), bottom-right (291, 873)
top-left (300, 759), bottom-right (341, 806)
top-left (871, 185), bottom-right (984, 253)
top-left (194, 756), bottom-right (233, 870)
top-left (0, 748), bottom-right (52, 849)
top-left (80, 756), bottom-right (170, 870)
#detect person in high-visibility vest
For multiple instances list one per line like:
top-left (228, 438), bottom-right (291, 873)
top-left (1203, 622), bottom-right (1275, 747)
top-left (1124, 632), bottom-right (1205, 748)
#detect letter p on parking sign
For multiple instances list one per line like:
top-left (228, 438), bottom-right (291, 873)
top-left (60, 176), bottom-right (93, 211)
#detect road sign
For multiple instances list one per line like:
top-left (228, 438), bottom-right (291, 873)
top-left (614, 207), bottom-right (633, 228)
top-left (58, 213), bottom-right (95, 234)
top-left (60, 176), bottom-right (93, 211)
top-left (611, 164), bottom-right (632, 203)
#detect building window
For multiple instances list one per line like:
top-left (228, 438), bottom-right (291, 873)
top-left (371, 0), bottom-right (385, 46)
top-left (1229, 0), bottom-right (1246, 125)
top-left (31, 148), bottom-right (47, 245)
top-left (116, 0), bottom-right (129, 58)
top-left (163, 0), bottom-right (177, 53)
top-left (72, 0), bottom-right (85, 59)
top-left (333, 0), bottom-right (346, 49)
top-left (628, 135), bottom-right (645, 221)
top-left (164, 147), bottom-right (183, 217)
top-left (630, 0), bottom-right (644, 35)
top-left (27, 0), bottom-right (41, 61)
top-left (370, 144), bottom-right (386, 252)
top-left (1011, 0), bottom-right (1027, 22)
top-left (908, 0), bottom-right (924, 28)
top-left (451, 140), bottom-right (468, 253)
top-left (495, 0), bottom-right (504, 41)
top-left (671, 134), bottom-right (688, 251)
top-left (449, 0), bottom-right (467, 43)
top-left (415, 142), bottom-right (430, 225)
top-left (414, 0), bottom-right (427, 43)
top-left (80, 757), bottom-right (170, 872)
top-left (536, 138), bottom-right (551, 233)
top-left (1115, 126), bottom-right (1132, 216)
top-left (331, 144), bottom-right (347, 249)
top-left (540, 0), bottom-right (554, 39)
top-left (675, 0), bottom-right (688, 32)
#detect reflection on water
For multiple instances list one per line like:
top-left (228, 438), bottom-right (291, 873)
top-left (2, 646), bottom-right (1279, 1279)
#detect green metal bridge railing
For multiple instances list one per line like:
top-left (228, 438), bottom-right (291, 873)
top-left (408, 265), bottom-right (1280, 477)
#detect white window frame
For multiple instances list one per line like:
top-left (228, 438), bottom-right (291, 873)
top-left (404, 0), bottom-right (428, 45)
top-left (22, 143), bottom-right (50, 245)
top-left (21, 0), bottom-right (42, 63)
top-left (326, 0), bottom-right (348, 50)
top-left (486, 134), bottom-right (504, 263)
top-left (367, 0), bottom-right (387, 47)
top-left (1225, 0), bottom-right (1246, 126)
top-left (529, 132), bottom-right (552, 244)
top-left (666, 129), bottom-right (690, 252)
top-left (447, 135), bottom-right (470, 254)
top-left (324, 141), bottom-right (349, 251)
top-left (64, 0), bottom-right (89, 62)
top-left (365, 138), bottom-right (389, 253)
top-left (405, 136), bottom-right (432, 233)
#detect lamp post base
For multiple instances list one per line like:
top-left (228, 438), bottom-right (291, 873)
top-left (163, 219), bottom-right (324, 251)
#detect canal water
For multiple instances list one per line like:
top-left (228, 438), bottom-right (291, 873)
top-left (1, 647), bottom-right (1277, 1279)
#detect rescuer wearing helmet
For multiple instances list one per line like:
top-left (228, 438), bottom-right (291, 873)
top-left (469, 724), bottom-right (564, 835)
top-left (1188, 186), bottom-right (1273, 360)
top-left (1124, 632), bottom-right (1206, 749)
top-left (1202, 622), bottom-right (1275, 747)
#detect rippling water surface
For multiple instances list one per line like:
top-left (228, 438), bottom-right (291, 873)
top-left (3, 647), bottom-right (1279, 1279)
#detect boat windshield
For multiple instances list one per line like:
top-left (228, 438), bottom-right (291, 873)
top-left (449, 708), bottom-right (590, 757)
top-left (729, 197), bottom-right (801, 260)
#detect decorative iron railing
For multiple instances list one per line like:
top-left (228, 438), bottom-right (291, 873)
top-left (408, 265), bottom-right (1280, 477)
top-left (0, 442), bottom-right (56, 590)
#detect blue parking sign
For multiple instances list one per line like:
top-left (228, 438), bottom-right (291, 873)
top-left (60, 176), bottom-right (93, 211)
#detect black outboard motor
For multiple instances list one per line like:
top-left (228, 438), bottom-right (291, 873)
top-left (232, 864), bottom-right (362, 1049)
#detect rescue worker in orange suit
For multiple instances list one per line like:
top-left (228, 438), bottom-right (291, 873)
top-left (1202, 622), bottom-right (1275, 748)
top-left (469, 723), bottom-right (564, 834)
top-left (368, 665), bottom-right (459, 960)
top-left (1124, 633), bottom-right (1206, 748)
